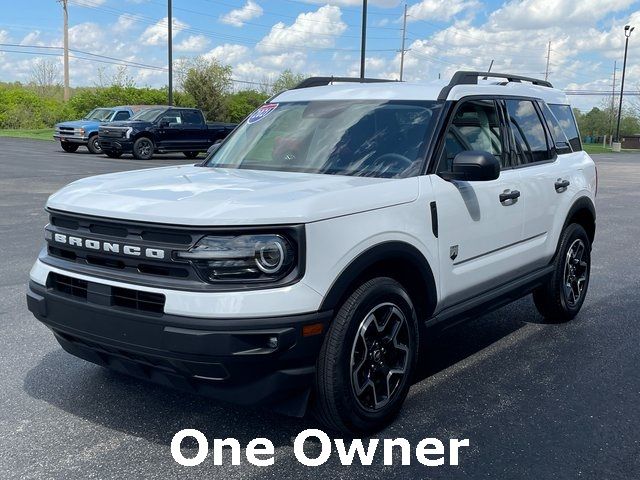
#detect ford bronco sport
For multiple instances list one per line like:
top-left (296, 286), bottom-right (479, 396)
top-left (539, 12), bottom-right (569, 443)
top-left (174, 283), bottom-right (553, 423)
top-left (27, 72), bottom-right (596, 434)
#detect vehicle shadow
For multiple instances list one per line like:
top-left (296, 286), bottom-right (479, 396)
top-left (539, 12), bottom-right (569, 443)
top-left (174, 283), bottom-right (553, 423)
top-left (22, 297), bottom-right (544, 447)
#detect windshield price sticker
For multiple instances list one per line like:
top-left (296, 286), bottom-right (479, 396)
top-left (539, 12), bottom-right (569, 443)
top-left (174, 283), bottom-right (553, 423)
top-left (247, 103), bottom-right (278, 124)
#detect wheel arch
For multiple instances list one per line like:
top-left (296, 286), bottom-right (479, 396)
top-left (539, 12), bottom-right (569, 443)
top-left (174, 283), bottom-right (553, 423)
top-left (319, 241), bottom-right (438, 321)
top-left (563, 196), bottom-right (596, 246)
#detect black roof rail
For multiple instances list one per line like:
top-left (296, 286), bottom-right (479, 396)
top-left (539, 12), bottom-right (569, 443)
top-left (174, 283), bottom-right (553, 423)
top-left (293, 76), bottom-right (395, 89)
top-left (438, 70), bottom-right (553, 100)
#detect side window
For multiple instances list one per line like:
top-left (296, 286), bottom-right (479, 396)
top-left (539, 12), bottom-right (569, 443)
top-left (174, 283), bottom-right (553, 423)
top-left (160, 110), bottom-right (182, 125)
top-left (182, 110), bottom-right (202, 125)
top-left (538, 101), bottom-right (572, 155)
top-left (438, 99), bottom-right (505, 172)
top-left (505, 99), bottom-right (552, 165)
top-left (113, 111), bottom-right (130, 121)
top-left (549, 104), bottom-right (582, 151)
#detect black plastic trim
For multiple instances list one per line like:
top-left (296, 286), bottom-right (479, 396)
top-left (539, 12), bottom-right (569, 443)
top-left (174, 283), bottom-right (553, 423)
top-left (293, 76), bottom-right (395, 89)
top-left (430, 201), bottom-right (438, 238)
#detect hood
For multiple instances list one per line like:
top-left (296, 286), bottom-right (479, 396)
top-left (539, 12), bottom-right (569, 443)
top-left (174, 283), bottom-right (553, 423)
top-left (55, 119), bottom-right (100, 129)
top-left (46, 166), bottom-right (419, 226)
top-left (105, 120), bottom-right (152, 128)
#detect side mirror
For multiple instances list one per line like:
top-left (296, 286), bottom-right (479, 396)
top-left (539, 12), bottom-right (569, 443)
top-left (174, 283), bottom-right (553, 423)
top-left (159, 120), bottom-right (170, 128)
top-left (440, 151), bottom-right (500, 182)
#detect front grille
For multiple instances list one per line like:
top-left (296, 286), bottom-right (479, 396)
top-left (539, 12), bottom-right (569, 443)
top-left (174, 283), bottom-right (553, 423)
top-left (49, 272), bottom-right (165, 314)
top-left (46, 211), bottom-right (197, 284)
top-left (98, 128), bottom-right (126, 138)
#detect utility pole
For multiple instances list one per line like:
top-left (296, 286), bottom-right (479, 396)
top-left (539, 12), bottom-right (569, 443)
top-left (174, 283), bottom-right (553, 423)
top-left (168, 0), bottom-right (173, 105)
top-left (609, 60), bottom-right (617, 143)
top-left (544, 41), bottom-right (551, 82)
top-left (61, 0), bottom-right (70, 101)
top-left (399, 3), bottom-right (407, 81)
top-left (360, 0), bottom-right (367, 79)
top-left (615, 25), bottom-right (634, 143)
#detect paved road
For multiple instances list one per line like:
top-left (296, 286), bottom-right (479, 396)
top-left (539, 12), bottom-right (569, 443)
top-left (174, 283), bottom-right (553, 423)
top-left (1, 138), bottom-right (639, 479)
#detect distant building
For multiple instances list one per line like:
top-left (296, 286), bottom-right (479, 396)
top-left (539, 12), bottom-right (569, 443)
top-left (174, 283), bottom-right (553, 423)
top-left (621, 135), bottom-right (640, 149)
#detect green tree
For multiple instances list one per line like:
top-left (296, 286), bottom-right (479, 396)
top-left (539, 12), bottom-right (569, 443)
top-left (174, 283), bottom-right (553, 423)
top-left (271, 69), bottom-right (305, 94)
top-left (180, 56), bottom-right (232, 121)
top-left (226, 90), bottom-right (270, 123)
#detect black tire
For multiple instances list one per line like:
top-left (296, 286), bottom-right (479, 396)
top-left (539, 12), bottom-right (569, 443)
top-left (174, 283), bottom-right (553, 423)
top-left (60, 143), bottom-right (79, 153)
top-left (533, 223), bottom-right (591, 322)
top-left (132, 137), bottom-right (154, 160)
top-left (87, 135), bottom-right (102, 154)
top-left (183, 151), bottom-right (199, 159)
top-left (104, 150), bottom-right (122, 159)
top-left (312, 277), bottom-right (419, 434)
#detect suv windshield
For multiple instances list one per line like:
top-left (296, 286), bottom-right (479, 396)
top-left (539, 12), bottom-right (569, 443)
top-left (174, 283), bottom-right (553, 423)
top-left (84, 108), bottom-right (113, 122)
top-left (131, 108), bottom-right (166, 122)
top-left (205, 100), bottom-right (442, 178)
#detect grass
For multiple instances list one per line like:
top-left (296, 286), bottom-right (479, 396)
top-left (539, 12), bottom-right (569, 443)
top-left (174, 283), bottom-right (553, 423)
top-left (0, 129), bottom-right (54, 141)
top-left (582, 144), bottom-right (613, 154)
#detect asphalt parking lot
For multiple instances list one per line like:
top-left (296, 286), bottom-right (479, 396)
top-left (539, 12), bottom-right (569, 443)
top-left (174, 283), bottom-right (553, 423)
top-left (1, 137), bottom-right (639, 479)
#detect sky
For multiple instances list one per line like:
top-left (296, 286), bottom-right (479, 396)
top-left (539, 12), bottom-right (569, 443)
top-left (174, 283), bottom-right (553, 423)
top-left (1, 0), bottom-right (639, 110)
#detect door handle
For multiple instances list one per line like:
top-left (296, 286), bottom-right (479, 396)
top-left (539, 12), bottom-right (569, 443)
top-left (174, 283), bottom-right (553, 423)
top-left (555, 179), bottom-right (570, 192)
top-left (499, 189), bottom-right (520, 204)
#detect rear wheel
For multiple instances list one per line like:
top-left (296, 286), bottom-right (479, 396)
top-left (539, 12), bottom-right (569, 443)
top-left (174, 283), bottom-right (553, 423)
top-left (60, 143), bottom-right (79, 153)
top-left (104, 150), bottom-right (122, 159)
top-left (183, 151), bottom-right (199, 159)
top-left (132, 137), bottom-right (154, 160)
top-left (533, 223), bottom-right (591, 322)
top-left (313, 277), bottom-right (419, 434)
top-left (87, 135), bottom-right (102, 154)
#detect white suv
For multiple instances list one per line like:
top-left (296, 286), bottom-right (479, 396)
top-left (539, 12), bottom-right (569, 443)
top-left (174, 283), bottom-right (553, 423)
top-left (27, 72), bottom-right (596, 433)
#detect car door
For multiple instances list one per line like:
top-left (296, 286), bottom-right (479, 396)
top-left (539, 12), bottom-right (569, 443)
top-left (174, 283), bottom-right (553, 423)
top-left (179, 109), bottom-right (208, 150)
top-left (502, 98), bottom-right (577, 267)
top-left (430, 98), bottom-right (526, 310)
top-left (156, 109), bottom-right (183, 149)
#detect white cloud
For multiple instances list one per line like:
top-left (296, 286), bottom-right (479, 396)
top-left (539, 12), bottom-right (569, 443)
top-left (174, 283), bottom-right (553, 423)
top-left (69, 22), bottom-right (105, 50)
top-left (175, 34), bottom-right (210, 52)
top-left (203, 44), bottom-right (250, 64)
top-left (220, 0), bottom-right (263, 27)
top-left (407, 0), bottom-right (479, 22)
top-left (489, 0), bottom-right (637, 30)
top-left (140, 16), bottom-right (187, 46)
top-left (114, 14), bottom-right (137, 32)
top-left (20, 31), bottom-right (41, 46)
top-left (257, 5), bottom-right (347, 53)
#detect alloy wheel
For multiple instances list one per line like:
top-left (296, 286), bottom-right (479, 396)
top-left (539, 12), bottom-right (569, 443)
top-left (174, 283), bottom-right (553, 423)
top-left (563, 238), bottom-right (588, 307)
top-left (350, 302), bottom-right (410, 412)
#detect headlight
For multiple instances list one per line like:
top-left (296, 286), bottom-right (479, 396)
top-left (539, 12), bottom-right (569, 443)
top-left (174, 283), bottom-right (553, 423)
top-left (176, 234), bottom-right (296, 283)
top-left (125, 127), bottom-right (133, 139)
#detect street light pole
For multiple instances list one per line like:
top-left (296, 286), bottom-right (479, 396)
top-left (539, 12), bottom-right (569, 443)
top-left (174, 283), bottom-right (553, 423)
top-left (360, 0), bottom-right (367, 79)
top-left (168, 0), bottom-right (173, 106)
top-left (615, 25), bottom-right (634, 143)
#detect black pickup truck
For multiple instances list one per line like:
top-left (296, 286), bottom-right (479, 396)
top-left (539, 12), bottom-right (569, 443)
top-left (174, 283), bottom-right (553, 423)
top-left (98, 107), bottom-right (236, 160)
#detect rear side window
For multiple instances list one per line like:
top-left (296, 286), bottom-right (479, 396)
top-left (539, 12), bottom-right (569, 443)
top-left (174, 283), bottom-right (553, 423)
top-left (538, 102), bottom-right (572, 155)
top-left (438, 99), bottom-right (506, 171)
top-left (548, 104), bottom-right (582, 151)
top-left (113, 111), bottom-right (130, 121)
top-left (182, 110), bottom-right (202, 125)
top-left (505, 99), bottom-right (552, 165)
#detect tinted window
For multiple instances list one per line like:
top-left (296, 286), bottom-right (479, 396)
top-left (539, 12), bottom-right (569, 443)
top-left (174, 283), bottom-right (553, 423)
top-left (113, 111), bottom-right (130, 121)
top-left (538, 102), bottom-right (572, 155)
top-left (160, 110), bottom-right (182, 125)
top-left (438, 99), bottom-right (505, 171)
top-left (182, 110), bottom-right (202, 125)
top-left (549, 104), bottom-right (582, 151)
top-left (506, 100), bottom-right (551, 164)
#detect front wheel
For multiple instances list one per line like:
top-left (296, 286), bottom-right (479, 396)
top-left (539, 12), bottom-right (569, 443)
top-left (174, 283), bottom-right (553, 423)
top-left (312, 277), bottom-right (419, 434)
top-left (87, 135), bottom-right (102, 154)
top-left (183, 151), bottom-right (199, 159)
top-left (60, 143), bottom-right (79, 153)
top-left (132, 137), bottom-right (154, 160)
top-left (533, 223), bottom-right (591, 322)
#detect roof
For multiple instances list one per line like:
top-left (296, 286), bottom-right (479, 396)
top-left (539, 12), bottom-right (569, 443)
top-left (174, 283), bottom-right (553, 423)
top-left (273, 78), bottom-right (569, 105)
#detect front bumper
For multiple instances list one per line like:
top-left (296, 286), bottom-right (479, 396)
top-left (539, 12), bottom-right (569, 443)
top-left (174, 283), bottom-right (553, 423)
top-left (98, 137), bottom-right (133, 153)
top-left (27, 281), bottom-right (331, 416)
top-left (54, 134), bottom-right (88, 144)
